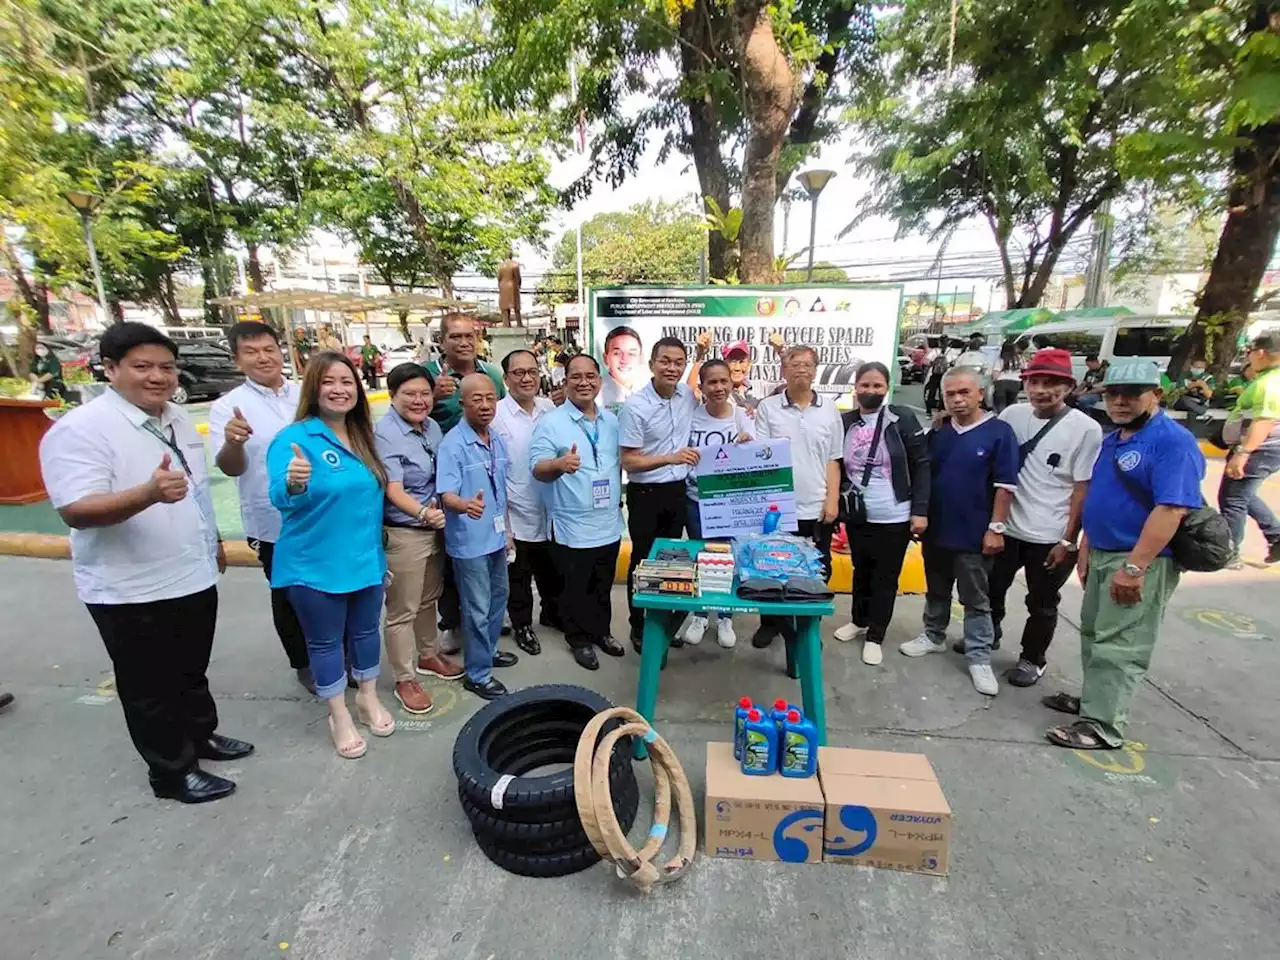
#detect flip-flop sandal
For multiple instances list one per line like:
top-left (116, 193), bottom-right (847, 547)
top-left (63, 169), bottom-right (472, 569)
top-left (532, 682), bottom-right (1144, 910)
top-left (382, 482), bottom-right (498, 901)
top-left (1045, 720), bottom-right (1118, 751)
top-left (328, 717), bottom-right (367, 759)
top-left (1042, 692), bottom-right (1081, 715)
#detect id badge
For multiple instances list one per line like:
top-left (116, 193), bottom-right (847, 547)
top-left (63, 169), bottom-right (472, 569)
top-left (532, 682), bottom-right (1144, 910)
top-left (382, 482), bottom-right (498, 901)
top-left (592, 478), bottom-right (611, 510)
top-left (494, 514), bottom-right (506, 534)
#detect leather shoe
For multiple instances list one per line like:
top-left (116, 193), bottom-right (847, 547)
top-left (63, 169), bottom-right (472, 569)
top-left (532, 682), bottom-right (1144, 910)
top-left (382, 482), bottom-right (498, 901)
top-left (150, 768), bottom-right (236, 804)
top-left (196, 733), bottom-right (255, 762)
top-left (572, 646), bottom-right (600, 670)
top-left (629, 628), bottom-right (644, 654)
top-left (751, 625), bottom-right (779, 649)
top-left (514, 626), bottom-right (541, 656)
top-left (492, 650), bottom-right (519, 668)
top-left (463, 677), bottom-right (509, 700)
top-left (595, 635), bottom-right (625, 657)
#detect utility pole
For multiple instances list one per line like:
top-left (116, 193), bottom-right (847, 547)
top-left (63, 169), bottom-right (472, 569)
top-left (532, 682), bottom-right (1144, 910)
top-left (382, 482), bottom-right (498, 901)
top-left (1082, 199), bottom-right (1114, 308)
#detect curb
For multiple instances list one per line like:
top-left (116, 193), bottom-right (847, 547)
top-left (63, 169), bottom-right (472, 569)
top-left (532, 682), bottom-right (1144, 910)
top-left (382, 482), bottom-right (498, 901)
top-left (0, 530), bottom-right (928, 595)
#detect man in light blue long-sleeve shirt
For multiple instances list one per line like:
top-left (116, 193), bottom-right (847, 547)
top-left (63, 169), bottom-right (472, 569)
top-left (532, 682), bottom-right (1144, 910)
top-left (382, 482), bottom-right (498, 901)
top-left (530, 354), bottom-right (625, 671)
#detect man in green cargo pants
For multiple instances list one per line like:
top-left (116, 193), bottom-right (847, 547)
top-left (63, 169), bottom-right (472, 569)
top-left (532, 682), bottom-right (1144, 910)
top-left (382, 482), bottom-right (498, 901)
top-left (1041, 359), bottom-right (1205, 750)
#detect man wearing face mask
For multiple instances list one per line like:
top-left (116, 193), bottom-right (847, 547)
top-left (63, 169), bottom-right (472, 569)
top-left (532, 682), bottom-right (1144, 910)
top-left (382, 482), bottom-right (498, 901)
top-left (1171, 357), bottom-right (1216, 420)
top-left (1042, 359), bottom-right (1203, 750)
top-left (980, 349), bottom-right (1102, 687)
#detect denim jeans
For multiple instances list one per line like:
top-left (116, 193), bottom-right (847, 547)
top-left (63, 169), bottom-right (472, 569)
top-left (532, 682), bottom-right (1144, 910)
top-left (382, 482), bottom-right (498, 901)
top-left (454, 548), bottom-right (510, 684)
top-left (1217, 445), bottom-right (1280, 550)
top-left (922, 542), bottom-right (995, 664)
top-left (288, 584), bottom-right (384, 700)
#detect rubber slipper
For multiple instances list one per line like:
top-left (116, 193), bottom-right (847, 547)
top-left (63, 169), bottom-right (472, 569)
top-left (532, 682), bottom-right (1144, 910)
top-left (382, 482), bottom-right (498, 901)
top-left (1042, 692), bottom-right (1081, 715)
top-left (1045, 721), bottom-right (1118, 751)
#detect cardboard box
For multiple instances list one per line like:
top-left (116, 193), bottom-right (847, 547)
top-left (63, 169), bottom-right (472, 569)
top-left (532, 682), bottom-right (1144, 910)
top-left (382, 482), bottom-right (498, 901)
top-left (817, 747), bottom-right (951, 876)
top-left (704, 742), bottom-right (826, 864)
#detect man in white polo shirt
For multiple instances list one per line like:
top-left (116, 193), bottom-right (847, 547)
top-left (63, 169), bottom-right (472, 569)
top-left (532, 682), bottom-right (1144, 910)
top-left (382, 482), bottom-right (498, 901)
top-left (493, 348), bottom-right (560, 656)
top-left (39, 322), bottom-right (253, 805)
top-left (619, 336), bottom-right (700, 651)
top-left (208, 321), bottom-right (310, 692)
top-left (751, 345), bottom-right (843, 648)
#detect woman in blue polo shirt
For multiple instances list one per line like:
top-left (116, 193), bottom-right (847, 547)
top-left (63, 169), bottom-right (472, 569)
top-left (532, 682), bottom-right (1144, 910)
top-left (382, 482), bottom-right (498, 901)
top-left (268, 351), bottom-right (395, 759)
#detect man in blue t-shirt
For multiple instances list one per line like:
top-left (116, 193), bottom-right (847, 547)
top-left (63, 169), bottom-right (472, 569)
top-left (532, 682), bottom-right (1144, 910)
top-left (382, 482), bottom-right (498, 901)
top-left (1043, 359), bottom-right (1204, 751)
top-left (900, 368), bottom-right (1019, 697)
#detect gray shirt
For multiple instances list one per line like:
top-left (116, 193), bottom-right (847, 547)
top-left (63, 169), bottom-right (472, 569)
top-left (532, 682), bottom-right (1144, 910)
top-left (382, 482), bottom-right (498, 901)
top-left (618, 380), bottom-right (699, 484)
top-left (374, 406), bottom-right (444, 526)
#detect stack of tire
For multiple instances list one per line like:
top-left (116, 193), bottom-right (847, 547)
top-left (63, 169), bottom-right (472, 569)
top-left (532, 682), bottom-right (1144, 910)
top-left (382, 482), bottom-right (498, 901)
top-left (453, 684), bottom-right (638, 878)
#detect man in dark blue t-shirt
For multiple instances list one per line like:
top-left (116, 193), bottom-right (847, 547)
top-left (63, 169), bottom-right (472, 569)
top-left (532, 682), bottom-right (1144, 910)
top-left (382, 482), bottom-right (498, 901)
top-left (1043, 359), bottom-right (1204, 751)
top-left (900, 369), bottom-right (1019, 697)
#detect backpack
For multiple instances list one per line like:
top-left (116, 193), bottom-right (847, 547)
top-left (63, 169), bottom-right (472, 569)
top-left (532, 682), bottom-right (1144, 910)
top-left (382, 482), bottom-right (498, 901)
top-left (1109, 456), bottom-right (1234, 572)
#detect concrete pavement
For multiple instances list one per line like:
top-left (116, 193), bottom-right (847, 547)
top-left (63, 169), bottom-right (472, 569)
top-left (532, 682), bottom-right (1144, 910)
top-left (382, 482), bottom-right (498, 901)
top-left (2, 550), bottom-right (1279, 960)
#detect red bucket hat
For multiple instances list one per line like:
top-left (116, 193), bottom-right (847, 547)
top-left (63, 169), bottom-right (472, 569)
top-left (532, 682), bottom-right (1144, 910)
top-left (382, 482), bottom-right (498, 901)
top-left (1021, 347), bottom-right (1076, 383)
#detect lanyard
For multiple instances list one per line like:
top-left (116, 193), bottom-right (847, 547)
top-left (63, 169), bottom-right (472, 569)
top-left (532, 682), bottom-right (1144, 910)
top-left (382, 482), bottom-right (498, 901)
top-left (142, 420), bottom-right (193, 477)
top-left (576, 417), bottom-right (601, 467)
top-left (477, 442), bottom-right (499, 498)
top-left (413, 430), bottom-right (437, 476)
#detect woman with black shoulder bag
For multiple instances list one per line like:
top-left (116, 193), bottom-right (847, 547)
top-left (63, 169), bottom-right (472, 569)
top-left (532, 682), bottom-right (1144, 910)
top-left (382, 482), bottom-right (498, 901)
top-left (834, 362), bottom-right (932, 665)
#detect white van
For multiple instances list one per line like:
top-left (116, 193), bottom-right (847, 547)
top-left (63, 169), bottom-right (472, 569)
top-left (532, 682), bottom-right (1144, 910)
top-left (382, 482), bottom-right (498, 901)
top-left (1013, 315), bottom-right (1190, 380)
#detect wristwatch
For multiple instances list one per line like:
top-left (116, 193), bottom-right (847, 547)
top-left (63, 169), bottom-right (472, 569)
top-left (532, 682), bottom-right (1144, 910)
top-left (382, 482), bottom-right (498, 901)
top-left (1058, 538), bottom-right (1078, 552)
top-left (1122, 562), bottom-right (1146, 577)
top-left (987, 521), bottom-right (1007, 535)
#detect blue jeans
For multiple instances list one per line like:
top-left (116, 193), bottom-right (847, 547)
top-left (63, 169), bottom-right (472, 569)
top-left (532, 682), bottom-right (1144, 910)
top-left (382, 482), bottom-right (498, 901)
top-left (288, 585), bottom-right (384, 699)
top-left (453, 549), bottom-right (510, 684)
top-left (1217, 445), bottom-right (1280, 550)
top-left (922, 543), bottom-right (995, 665)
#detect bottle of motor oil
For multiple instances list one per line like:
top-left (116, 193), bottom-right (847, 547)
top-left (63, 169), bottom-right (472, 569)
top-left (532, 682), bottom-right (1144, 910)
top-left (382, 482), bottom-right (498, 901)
top-left (733, 697), bottom-right (753, 761)
top-left (740, 708), bottom-right (778, 775)
top-left (770, 698), bottom-right (799, 736)
top-left (780, 709), bottom-right (818, 778)
top-left (762, 503), bottom-right (782, 534)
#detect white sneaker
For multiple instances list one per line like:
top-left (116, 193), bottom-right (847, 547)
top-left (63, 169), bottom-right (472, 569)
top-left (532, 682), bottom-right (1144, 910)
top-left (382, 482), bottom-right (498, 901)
top-left (716, 618), bottom-right (737, 649)
top-left (861, 640), bottom-right (883, 665)
top-left (969, 663), bottom-right (999, 697)
top-left (834, 622), bottom-right (861, 643)
top-left (683, 614), bottom-right (709, 645)
top-left (439, 628), bottom-right (460, 655)
top-left (900, 634), bottom-right (948, 657)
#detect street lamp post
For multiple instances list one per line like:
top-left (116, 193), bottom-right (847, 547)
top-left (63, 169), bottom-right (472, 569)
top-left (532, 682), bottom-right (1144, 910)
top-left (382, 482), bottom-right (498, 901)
top-left (65, 191), bottom-right (112, 323)
top-left (796, 169), bottom-right (835, 283)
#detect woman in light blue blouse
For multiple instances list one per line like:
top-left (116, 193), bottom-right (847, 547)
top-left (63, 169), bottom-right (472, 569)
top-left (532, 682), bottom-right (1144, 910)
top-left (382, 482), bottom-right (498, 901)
top-left (267, 351), bottom-right (394, 759)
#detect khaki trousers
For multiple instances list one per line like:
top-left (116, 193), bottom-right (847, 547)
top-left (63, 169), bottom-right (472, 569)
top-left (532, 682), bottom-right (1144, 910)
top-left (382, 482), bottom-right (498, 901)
top-left (383, 526), bottom-right (446, 682)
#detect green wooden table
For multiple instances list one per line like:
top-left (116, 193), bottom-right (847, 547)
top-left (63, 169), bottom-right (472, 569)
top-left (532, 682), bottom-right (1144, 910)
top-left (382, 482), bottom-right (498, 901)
top-left (631, 538), bottom-right (834, 759)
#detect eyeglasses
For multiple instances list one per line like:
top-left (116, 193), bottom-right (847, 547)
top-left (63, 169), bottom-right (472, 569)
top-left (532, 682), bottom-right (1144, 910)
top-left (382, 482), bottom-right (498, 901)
top-left (508, 368), bottom-right (539, 379)
top-left (567, 373), bottom-right (599, 385)
top-left (653, 357), bottom-right (686, 368)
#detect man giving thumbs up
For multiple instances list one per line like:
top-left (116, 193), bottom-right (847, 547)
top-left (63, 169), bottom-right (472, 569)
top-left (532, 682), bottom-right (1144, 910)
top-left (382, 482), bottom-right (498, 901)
top-left (437, 373), bottom-right (517, 700)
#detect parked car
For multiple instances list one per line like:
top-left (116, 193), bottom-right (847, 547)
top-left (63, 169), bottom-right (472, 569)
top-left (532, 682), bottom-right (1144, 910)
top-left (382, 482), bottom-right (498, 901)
top-left (38, 336), bottom-right (92, 370)
top-left (381, 342), bottom-right (419, 369)
top-left (89, 339), bottom-right (244, 403)
top-left (344, 344), bottom-right (385, 375)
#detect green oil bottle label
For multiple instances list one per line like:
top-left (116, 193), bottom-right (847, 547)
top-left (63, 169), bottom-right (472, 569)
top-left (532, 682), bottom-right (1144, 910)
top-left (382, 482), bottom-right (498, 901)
top-left (783, 731), bottom-right (809, 772)
top-left (743, 729), bottom-right (770, 771)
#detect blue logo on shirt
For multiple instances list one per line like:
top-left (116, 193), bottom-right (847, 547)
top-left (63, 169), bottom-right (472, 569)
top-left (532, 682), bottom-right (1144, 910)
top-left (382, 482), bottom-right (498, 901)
top-left (321, 449), bottom-right (341, 468)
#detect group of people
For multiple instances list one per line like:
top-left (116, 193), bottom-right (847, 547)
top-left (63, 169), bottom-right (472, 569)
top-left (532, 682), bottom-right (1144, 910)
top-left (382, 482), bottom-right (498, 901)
top-left (33, 302), bottom-right (1279, 802)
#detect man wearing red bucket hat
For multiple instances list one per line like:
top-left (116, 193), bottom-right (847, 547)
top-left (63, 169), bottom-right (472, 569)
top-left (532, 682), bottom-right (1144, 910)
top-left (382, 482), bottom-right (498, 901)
top-left (979, 347), bottom-right (1102, 686)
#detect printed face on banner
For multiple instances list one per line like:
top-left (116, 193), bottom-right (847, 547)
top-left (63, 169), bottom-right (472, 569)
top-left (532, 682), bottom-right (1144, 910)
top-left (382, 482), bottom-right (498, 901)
top-left (591, 287), bottom-right (904, 412)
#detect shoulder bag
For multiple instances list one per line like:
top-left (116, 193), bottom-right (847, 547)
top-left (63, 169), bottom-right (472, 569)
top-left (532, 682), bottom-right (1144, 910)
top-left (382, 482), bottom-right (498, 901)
top-left (1108, 455), bottom-right (1234, 572)
top-left (839, 409), bottom-right (885, 526)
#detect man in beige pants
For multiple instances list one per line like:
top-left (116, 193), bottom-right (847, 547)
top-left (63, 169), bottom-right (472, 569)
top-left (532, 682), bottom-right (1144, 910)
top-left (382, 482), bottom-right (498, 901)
top-left (374, 363), bottom-right (463, 715)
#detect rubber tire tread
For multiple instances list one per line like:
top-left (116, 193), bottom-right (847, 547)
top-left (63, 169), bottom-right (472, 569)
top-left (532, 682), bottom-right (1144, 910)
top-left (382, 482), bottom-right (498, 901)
top-left (454, 684), bottom-right (632, 817)
top-left (472, 829), bottom-right (602, 878)
top-left (459, 773), bottom-right (640, 847)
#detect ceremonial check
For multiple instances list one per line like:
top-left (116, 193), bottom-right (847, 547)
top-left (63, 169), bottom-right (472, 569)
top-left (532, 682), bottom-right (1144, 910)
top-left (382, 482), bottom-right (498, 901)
top-left (695, 439), bottom-right (797, 538)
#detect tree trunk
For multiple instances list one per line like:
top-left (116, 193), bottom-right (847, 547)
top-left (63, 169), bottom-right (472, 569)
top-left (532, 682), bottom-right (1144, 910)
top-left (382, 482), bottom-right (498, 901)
top-left (1, 237), bottom-right (51, 331)
top-left (160, 270), bottom-right (182, 325)
top-left (1170, 124), bottom-right (1280, 380)
top-left (246, 245), bottom-right (267, 293)
top-left (734, 5), bottom-right (796, 283)
top-left (680, 4), bottom-right (733, 281)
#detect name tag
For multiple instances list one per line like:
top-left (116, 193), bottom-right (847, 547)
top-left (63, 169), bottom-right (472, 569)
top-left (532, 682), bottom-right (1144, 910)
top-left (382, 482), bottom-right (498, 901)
top-left (494, 514), bottom-right (506, 534)
top-left (592, 478), bottom-right (612, 510)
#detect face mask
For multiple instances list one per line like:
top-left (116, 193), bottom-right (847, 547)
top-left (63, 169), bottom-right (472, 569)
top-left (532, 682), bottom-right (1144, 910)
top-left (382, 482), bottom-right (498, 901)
top-left (857, 392), bottom-right (885, 411)
top-left (1190, 367), bottom-right (1205, 377)
top-left (1125, 409), bottom-right (1154, 431)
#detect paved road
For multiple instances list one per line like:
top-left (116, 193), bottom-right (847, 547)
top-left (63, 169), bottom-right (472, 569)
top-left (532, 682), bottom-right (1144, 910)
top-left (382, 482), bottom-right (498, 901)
top-left (2, 544), bottom-right (1278, 959)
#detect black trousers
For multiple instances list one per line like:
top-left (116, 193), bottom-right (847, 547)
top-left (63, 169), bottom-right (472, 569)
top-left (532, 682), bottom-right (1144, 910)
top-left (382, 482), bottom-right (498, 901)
top-left (439, 557), bottom-right (461, 632)
top-left (508, 538), bottom-right (562, 629)
top-left (86, 587), bottom-right (219, 777)
top-left (550, 540), bottom-right (621, 649)
top-left (924, 373), bottom-right (944, 414)
top-left (761, 518), bottom-right (835, 632)
top-left (253, 540), bottom-right (309, 669)
top-left (361, 362), bottom-right (378, 389)
top-left (987, 535), bottom-right (1074, 666)
top-left (993, 380), bottom-right (1021, 412)
top-left (848, 520), bottom-right (912, 644)
top-left (625, 480), bottom-right (688, 634)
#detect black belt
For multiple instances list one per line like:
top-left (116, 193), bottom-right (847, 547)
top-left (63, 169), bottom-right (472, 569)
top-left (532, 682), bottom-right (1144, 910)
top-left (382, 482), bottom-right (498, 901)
top-left (384, 521), bottom-right (429, 530)
top-left (627, 479), bottom-right (686, 491)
